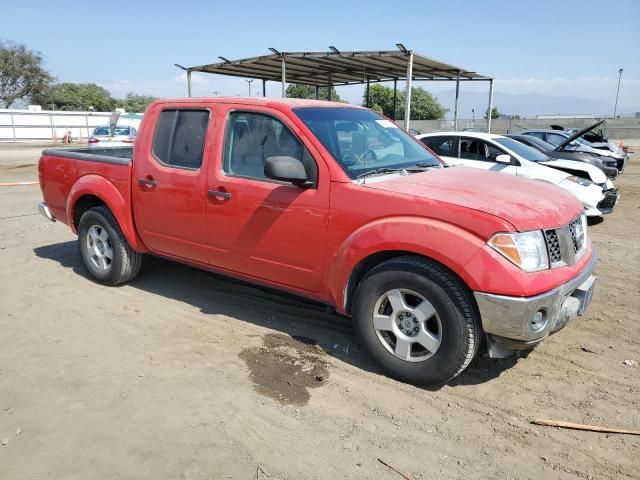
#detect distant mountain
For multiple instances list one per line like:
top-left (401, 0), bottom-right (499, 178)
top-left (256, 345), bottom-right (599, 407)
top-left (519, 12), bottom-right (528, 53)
top-left (430, 89), bottom-right (638, 119)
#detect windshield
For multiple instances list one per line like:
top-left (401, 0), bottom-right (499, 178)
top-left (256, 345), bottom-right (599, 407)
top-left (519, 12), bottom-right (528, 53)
top-left (94, 126), bottom-right (131, 136)
top-left (494, 137), bottom-right (550, 162)
top-left (293, 107), bottom-right (440, 179)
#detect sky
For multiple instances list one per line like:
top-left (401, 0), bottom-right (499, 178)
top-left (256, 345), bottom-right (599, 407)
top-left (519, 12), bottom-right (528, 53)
top-left (3, 0), bottom-right (640, 115)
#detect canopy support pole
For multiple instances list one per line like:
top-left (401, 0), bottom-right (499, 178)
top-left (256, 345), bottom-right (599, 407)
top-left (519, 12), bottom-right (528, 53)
top-left (328, 74), bottom-right (332, 101)
top-left (187, 71), bottom-right (192, 97)
top-left (403, 51), bottom-right (414, 130)
top-left (366, 77), bottom-right (370, 107)
top-left (392, 78), bottom-right (398, 120)
top-left (315, 85), bottom-right (319, 100)
top-left (453, 71), bottom-right (460, 130)
top-left (262, 79), bottom-right (266, 97)
top-left (487, 78), bottom-right (494, 133)
top-left (281, 56), bottom-right (286, 98)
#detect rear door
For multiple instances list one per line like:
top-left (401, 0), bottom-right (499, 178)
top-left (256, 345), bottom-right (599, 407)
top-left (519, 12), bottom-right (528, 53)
top-left (132, 106), bottom-right (211, 263)
top-left (204, 106), bottom-right (330, 292)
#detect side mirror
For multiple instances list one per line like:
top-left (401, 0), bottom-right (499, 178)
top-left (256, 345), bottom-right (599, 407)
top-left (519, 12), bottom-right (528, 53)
top-left (495, 154), bottom-right (513, 164)
top-left (264, 156), bottom-right (309, 186)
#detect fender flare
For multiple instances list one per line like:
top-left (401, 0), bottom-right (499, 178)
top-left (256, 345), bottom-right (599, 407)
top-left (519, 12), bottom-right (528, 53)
top-left (67, 174), bottom-right (147, 252)
top-left (326, 216), bottom-right (487, 313)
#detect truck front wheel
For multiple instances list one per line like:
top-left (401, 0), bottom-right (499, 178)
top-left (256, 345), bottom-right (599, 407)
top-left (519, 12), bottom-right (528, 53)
top-left (78, 206), bottom-right (142, 286)
top-left (353, 256), bottom-right (481, 386)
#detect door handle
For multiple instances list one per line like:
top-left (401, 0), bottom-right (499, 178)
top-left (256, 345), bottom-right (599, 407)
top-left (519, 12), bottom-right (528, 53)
top-left (207, 190), bottom-right (232, 200)
top-left (138, 178), bottom-right (157, 187)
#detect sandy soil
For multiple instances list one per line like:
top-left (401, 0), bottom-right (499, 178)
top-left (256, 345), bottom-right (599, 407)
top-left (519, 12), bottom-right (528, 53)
top-left (0, 143), bottom-right (638, 479)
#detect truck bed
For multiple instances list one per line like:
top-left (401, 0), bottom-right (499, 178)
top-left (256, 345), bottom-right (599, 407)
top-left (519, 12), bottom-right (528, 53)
top-left (42, 146), bottom-right (133, 164)
top-left (39, 146), bottom-right (134, 226)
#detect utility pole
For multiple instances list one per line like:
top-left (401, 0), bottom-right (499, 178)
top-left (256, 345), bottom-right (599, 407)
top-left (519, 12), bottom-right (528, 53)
top-left (613, 68), bottom-right (623, 119)
top-left (245, 79), bottom-right (255, 97)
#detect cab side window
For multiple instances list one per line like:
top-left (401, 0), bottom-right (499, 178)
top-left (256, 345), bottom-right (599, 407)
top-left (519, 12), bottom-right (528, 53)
top-left (223, 112), bottom-right (317, 185)
top-left (152, 109), bottom-right (209, 169)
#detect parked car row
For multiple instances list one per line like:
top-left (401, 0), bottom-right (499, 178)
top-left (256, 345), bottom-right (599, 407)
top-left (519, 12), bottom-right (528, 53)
top-left (417, 120), bottom-right (626, 220)
top-left (519, 121), bottom-right (629, 172)
top-left (38, 97), bottom-right (601, 386)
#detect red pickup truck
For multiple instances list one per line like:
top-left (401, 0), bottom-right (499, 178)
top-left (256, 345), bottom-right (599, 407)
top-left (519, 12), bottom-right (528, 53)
top-left (38, 98), bottom-right (597, 385)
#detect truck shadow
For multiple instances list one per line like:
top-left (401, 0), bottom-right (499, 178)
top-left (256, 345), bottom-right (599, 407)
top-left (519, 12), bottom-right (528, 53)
top-left (34, 241), bottom-right (521, 389)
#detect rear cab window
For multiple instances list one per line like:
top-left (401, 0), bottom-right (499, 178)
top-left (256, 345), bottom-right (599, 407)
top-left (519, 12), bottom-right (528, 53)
top-left (152, 109), bottom-right (210, 169)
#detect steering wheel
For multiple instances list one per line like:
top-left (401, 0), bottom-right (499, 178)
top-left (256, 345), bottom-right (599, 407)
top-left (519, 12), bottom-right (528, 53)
top-left (343, 150), bottom-right (378, 167)
top-left (362, 149), bottom-right (378, 163)
top-left (342, 152), bottom-right (359, 166)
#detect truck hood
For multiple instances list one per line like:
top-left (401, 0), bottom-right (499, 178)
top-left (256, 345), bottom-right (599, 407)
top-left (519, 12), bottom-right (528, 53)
top-left (539, 158), bottom-right (607, 184)
top-left (363, 167), bottom-right (583, 231)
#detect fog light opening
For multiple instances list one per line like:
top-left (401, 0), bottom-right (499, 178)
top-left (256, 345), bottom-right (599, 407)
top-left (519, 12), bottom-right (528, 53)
top-left (531, 310), bottom-right (547, 332)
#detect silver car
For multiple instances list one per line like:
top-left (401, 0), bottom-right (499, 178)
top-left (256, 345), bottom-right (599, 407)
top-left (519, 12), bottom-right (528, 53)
top-left (88, 125), bottom-right (137, 147)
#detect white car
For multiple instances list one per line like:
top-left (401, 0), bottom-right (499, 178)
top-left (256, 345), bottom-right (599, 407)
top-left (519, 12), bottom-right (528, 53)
top-left (418, 132), bottom-right (611, 217)
top-left (88, 125), bottom-right (137, 148)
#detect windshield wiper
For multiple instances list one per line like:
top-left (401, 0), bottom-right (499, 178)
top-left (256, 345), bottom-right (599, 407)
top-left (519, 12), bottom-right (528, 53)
top-left (356, 167), bottom-right (404, 181)
top-left (415, 161), bottom-right (441, 168)
top-left (356, 166), bottom-right (430, 181)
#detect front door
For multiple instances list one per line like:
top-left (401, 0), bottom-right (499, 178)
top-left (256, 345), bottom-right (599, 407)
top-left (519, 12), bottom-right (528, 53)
top-left (458, 136), bottom-right (517, 175)
top-left (132, 107), bottom-right (211, 263)
top-left (204, 108), bottom-right (330, 293)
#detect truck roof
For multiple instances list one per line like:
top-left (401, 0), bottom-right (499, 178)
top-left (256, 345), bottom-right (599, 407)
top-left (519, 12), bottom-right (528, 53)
top-left (152, 97), bottom-right (364, 109)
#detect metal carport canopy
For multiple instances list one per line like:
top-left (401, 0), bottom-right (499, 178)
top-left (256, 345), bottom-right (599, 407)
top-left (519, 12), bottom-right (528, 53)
top-left (180, 46), bottom-right (494, 131)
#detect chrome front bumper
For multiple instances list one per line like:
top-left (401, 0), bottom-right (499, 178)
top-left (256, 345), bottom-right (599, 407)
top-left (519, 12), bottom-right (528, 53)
top-left (38, 202), bottom-right (55, 222)
top-left (474, 250), bottom-right (597, 355)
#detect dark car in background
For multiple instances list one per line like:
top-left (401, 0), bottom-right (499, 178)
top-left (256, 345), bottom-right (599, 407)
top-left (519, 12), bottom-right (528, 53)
top-left (519, 122), bottom-right (628, 173)
top-left (506, 134), bottom-right (619, 179)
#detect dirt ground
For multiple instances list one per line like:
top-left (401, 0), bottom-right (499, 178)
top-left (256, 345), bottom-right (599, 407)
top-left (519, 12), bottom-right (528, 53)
top-left (0, 142), bottom-right (638, 480)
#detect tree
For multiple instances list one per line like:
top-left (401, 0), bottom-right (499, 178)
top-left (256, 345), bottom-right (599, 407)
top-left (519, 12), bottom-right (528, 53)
top-left (0, 40), bottom-right (53, 108)
top-left (32, 82), bottom-right (115, 111)
top-left (485, 106), bottom-right (500, 119)
top-left (402, 87), bottom-right (447, 120)
top-left (366, 84), bottom-right (396, 117)
top-left (115, 92), bottom-right (157, 113)
top-left (363, 84), bottom-right (447, 120)
top-left (286, 83), bottom-right (343, 102)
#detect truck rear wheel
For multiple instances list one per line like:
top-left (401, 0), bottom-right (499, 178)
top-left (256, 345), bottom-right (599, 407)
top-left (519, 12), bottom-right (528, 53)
top-left (352, 256), bottom-right (481, 386)
top-left (78, 206), bottom-right (142, 286)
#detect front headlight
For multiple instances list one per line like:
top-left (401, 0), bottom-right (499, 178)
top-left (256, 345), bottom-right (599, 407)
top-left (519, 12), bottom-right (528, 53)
top-left (576, 213), bottom-right (588, 249)
top-left (488, 230), bottom-right (549, 272)
top-left (566, 175), bottom-right (594, 187)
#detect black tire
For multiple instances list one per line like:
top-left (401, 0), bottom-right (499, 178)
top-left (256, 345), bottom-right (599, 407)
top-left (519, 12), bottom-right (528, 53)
top-left (352, 256), bottom-right (481, 386)
top-left (77, 206), bottom-right (142, 285)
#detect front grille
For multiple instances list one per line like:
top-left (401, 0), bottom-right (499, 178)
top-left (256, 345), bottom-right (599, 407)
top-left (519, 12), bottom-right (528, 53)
top-left (544, 215), bottom-right (586, 268)
top-left (545, 230), bottom-right (562, 265)
top-left (597, 190), bottom-right (618, 210)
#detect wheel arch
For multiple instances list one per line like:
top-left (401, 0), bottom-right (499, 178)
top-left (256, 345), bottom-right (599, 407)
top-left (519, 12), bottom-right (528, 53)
top-left (67, 175), bottom-right (147, 252)
top-left (327, 216), bottom-right (488, 315)
top-left (343, 250), bottom-right (479, 317)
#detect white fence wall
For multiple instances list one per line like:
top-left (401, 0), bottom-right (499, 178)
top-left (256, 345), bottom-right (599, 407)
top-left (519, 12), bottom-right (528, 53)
top-left (0, 109), bottom-right (143, 142)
